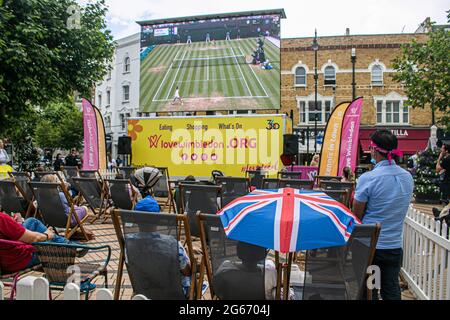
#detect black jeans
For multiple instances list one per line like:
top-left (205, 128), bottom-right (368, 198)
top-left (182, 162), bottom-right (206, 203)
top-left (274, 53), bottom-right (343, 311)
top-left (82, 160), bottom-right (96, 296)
top-left (440, 181), bottom-right (450, 202)
top-left (371, 248), bottom-right (403, 300)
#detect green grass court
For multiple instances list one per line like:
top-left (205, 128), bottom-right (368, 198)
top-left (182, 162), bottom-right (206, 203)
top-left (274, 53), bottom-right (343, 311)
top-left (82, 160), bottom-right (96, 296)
top-left (139, 37), bottom-right (280, 112)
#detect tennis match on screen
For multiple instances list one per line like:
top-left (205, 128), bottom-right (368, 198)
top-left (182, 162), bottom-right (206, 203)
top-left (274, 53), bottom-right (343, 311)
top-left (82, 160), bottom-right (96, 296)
top-left (138, 13), bottom-right (281, 112)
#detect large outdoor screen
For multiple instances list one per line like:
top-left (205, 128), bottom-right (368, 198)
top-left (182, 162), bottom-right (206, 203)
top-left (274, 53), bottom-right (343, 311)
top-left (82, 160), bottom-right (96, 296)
top-left (138, 12), bottom-right (281, 112)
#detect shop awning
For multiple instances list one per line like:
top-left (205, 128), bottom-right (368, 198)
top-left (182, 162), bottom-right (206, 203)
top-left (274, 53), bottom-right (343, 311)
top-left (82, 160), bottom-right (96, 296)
top-left (359, 128), bottom-right (430, 154)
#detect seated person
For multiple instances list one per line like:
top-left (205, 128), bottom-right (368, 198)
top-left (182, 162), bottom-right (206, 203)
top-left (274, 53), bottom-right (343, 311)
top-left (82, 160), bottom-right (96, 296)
top-left (342, 167), bottom-right (355, 183)
top-left (135, 194), bottom-right (161, 212)
top-left (342, 166), bottom-right (355, 206)
top-left (40, 174), bottom-right (93, 226)
top-left (132, 167), bottom-right (162, 198)
top-left (116, 173), bottom-right (142, 202)
top-left (0, 211), bottom-right (69, 273)
top-left (125, 228), bottom-right (192, 297)
top-left (213, 241), bottom-right (283, 300)
top-left (130, 199), bottom-right (192, 297)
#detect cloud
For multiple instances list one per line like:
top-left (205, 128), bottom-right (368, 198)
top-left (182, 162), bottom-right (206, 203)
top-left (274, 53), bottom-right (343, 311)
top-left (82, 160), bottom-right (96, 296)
top-left (78, 0), bottom-right (450, 40)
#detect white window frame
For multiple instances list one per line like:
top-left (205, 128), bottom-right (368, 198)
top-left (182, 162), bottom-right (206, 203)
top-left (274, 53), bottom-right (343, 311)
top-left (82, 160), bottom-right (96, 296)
top-left (297, 94), bottom-right (335, 125)
top-left (323, 65), bottom-right (336, 86)
top-left (291, 61), bottom-right (309, 87)
top-left (123, 56), bottom-right (130, 73)
top-left (122, 85), bottom-right (130, 103)
top-left (371, 65), bottom-right (384, 86)
top-left (294, 66), bottom-right (306, 87)
top-left (373, 92), bottom-right (409, 125)
top-left (120, 112), bottom-right (131, 131)
top-left (97, 94), bottom-right (102, 108)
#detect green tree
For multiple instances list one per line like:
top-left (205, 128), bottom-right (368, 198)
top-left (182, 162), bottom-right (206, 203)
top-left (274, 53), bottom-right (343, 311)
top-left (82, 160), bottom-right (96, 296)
top-left (0, 0), bottom-right (115, 127)
top-left (35, 100), bottom-right (84, 151)
top-left (392, 11), bottom-right (450, 129)
top-left (3, 106), bottom-right (41, 171)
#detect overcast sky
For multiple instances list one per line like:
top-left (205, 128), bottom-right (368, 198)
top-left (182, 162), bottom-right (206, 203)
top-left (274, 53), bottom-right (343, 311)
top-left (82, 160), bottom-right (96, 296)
top-left (80, 0), bottom-right (449, 40)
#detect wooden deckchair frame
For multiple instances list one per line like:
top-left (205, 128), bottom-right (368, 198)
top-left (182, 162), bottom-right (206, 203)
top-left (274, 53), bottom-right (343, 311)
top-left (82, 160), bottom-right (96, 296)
top-left (111, 210), bottom-right (198, 300)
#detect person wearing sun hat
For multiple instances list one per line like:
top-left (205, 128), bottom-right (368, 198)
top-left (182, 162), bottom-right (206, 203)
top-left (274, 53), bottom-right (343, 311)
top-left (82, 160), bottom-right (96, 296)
top-left (353, 129), bottom-right (414, 300)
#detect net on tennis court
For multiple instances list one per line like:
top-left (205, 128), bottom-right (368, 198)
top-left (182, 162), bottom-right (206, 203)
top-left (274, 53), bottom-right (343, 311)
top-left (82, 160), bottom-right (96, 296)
top-left (171, 54), bottom-right (247, 68)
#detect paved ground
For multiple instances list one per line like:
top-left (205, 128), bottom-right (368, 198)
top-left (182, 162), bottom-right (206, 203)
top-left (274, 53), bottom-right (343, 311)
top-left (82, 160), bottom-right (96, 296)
top-left (3, 201), bottom-right (430, 300)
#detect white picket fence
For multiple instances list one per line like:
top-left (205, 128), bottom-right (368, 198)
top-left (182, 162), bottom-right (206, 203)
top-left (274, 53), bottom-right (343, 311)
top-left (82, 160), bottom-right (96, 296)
top-left (0, 276), bottom-right (149, 300)
top-left (401, 205), bottom-right (450, 300)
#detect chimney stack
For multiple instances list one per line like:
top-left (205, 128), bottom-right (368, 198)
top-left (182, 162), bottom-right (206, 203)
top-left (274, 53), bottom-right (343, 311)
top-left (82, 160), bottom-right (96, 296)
top-left (346, 28), bottom-right (350, 36)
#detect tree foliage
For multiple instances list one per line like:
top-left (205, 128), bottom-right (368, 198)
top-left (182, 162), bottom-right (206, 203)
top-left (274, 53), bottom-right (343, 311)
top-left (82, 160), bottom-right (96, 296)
top-left (35, 100), bottom-right (84, 150)
top-left (2, 106), bottom-right (41, 171)
top-left (0, 0), bottom-right (115, 127)
top-left (392, 11), bottom-right (450, 129)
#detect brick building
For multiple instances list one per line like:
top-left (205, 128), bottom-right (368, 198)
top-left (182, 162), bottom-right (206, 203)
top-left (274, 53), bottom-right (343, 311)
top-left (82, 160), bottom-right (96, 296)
top-left (279, 32), bottom-right (433, 164)
top-left (95, 25), bottom-right (438, 163)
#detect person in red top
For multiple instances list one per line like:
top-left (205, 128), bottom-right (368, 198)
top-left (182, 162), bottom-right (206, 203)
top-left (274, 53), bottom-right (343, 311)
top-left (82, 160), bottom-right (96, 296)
top-left (0, 212), bottom-right (68, 273)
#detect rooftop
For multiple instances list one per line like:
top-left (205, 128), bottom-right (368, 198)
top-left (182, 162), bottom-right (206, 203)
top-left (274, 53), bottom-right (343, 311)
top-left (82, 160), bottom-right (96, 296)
top-left (136, 8), bottom-right (286, 26)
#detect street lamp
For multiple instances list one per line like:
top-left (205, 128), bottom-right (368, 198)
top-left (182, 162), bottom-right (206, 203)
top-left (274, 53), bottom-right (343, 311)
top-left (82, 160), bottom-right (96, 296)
top-left (312, 30), bottom-right (319, 154)
top-left (351, 47), bottom-right (356, 101)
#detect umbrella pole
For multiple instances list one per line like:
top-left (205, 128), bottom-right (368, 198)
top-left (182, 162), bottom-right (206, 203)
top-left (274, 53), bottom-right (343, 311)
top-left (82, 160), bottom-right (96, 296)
top-left (284, 252), bottom-right (294, 300)
top-left (275, 251), bottom-right (282, 300)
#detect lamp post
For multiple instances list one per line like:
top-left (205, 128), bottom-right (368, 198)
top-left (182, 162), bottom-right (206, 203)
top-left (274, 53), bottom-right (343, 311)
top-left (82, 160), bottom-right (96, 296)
top-left (312, 30), bottom-right (319, 154)
top-left (351, 47), bottom-right (356, 100)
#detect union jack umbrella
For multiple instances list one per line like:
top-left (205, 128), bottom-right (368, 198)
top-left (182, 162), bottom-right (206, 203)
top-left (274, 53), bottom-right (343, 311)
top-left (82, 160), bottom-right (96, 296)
top-left (217, 188), bottom-right (361, 253)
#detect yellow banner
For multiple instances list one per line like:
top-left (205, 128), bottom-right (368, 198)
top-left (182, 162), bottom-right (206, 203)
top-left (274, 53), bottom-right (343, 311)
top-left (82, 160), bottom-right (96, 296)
top-left (94, 106), bottom-right (107, 171)
top-left (318, 102), bottom-right (350, 177)
top-left (129, 115), bottom-right (289, 178)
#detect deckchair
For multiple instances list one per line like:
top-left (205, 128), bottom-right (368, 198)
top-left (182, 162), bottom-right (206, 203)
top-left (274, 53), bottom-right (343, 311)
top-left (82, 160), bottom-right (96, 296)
top-left (79, 169), bottom-right (102, 182)
top-left (322, 189), bottom-right (350, 207)
top-left (319, 181), bottom-right (354, 191)
top-left (179, 184), bottom-right (222, 237)
top-left (111, 210), bottom-right (198, 300)
top-left (262, 178), bottom-right (279, 189)
top-left (61, 166), bottom-right (79, 186)
top-left (245, 170), bottom-right (267, 189)
top-left (197, 213), bottom-right (267, 300)
top-left (0, 180), bottom-right (30, 216)
top-left (72, 177), bottom-right (111, 223)
top-left (33, 171), bottom-right (65, 183)
top-left (302, 224), bottom-right (380, 300)
top-left (215, 176), bottom-right (250, 206)
top-left (29, 181), bottom-right (90, 241)
top-left (7, 172), bottom-right (37, 217)
top-left (152, 167), bottom-right (175, 212)
top-left (278, 171), bottom-right (302, 180)
top-left (315, 175), bottom-right (342, 185)
top-left (33, 242), bottom-right (111, 300)
top-left (278, 178), bottom-right (314, 190)
top-left (104, 179), bottom-right (137, 210)
top-left (117, 166), bottom-right (135, 180)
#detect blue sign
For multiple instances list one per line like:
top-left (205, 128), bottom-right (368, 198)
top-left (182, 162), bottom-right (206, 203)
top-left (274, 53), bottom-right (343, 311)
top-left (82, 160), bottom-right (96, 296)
top-left (316, 134), bottom-right (323, 145)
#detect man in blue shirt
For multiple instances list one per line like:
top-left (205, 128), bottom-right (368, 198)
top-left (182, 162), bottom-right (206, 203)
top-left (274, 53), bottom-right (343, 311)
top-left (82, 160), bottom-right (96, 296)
top-left (353, 129), bottom-right (413, 300)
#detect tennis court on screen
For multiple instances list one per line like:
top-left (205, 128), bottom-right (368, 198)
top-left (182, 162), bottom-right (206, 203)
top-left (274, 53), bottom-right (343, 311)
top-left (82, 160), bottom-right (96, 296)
top-left (139, 37), bottom-right (280, 112)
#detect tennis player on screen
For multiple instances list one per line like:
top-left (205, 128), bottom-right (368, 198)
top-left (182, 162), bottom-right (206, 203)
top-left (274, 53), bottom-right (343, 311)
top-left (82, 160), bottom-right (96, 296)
top-left (171, 86), bottom-right (183, 105)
